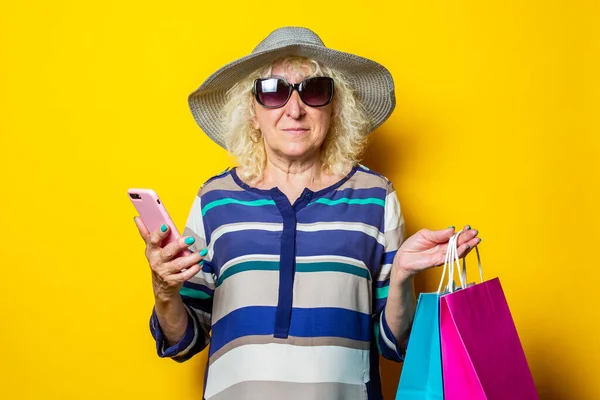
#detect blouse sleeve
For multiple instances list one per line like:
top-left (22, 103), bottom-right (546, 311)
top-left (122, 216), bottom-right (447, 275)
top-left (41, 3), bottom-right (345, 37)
top-left (149, 191), bottom-right (215, 362)
top-left (372, 181), bottom-right (406, 362)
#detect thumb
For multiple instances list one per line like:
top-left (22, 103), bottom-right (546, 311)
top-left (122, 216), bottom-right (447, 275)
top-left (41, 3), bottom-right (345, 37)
top-left (134, 216), bottom-right (151, 242)
top-left (421, 226), bottom-right (455, 244)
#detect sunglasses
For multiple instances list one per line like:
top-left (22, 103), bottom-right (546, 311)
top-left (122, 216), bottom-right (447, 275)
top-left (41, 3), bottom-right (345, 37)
top-left (253, 77), bottom-right (334, 109)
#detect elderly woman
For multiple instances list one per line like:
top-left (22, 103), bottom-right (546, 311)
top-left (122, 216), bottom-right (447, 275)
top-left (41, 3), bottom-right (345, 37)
top-left (134, 27), bottom-right (481, 400)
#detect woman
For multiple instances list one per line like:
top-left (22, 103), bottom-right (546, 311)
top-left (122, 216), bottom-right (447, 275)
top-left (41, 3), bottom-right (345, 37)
top-left (133, 27), bottom-right (481, 400)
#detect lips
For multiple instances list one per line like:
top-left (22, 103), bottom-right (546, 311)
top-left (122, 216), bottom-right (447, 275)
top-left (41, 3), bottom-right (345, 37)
top-left (282, 128), bottom-right (309, 132)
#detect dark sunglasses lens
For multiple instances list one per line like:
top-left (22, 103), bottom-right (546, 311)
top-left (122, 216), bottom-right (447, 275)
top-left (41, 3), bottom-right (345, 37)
top-left (257, 79), bottom-right (289, 107)
top-left (300, 77), bottom-right (333, 106)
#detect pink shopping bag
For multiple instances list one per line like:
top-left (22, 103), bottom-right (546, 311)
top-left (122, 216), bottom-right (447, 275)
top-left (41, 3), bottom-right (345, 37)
top-left (439, 232), bottom-right (538, 400)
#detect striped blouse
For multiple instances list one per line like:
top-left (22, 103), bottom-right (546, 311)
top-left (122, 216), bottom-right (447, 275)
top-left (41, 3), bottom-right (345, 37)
top-left (150, 164), bottom-right (406, 400)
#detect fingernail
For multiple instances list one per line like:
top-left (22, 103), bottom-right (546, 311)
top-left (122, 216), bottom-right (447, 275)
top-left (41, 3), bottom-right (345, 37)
top-left (199, 248), bottom-right (208, 257)
top-left (467, 244), bottom-right (471, 249)
top-left (185, 237), bottom-right (195, 245)
top-left (133, 216), bottom-right (137, 222)
top-left (478, 238), bottom-right (482, 243)
top-left (448, 226), bottom-right (455, 229)
top-left (466, 225), bottom-right (471, 230)
top-left (160, 224), bottom-right (168, 232)
top-left (198, 260), bottom-right (204, 266)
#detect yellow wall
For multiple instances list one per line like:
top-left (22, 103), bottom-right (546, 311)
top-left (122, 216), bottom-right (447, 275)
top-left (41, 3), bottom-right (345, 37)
top-left (1, 0), bottom-right (598, 398)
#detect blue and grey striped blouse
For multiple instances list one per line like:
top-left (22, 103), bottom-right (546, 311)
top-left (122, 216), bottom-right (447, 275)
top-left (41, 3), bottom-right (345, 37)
top-left (150, 164), bottom-right (406, 400)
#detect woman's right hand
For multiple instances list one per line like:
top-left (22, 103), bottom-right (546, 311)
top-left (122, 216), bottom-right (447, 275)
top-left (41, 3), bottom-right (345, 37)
top-left (134, 217), bottom-right (205, 300)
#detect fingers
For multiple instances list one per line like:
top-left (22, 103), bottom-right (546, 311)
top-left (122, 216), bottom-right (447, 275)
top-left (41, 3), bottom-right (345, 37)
top-left (439, 224), bottom-right (482, 259)
top-left (142, 222), bottom-right (206, 272)
top-left (455, 225), bottom-right (479, 247)
top-left (178, 263), bottom-right (204, 281)
top-left (153, 262), bottom-right (203, 295)
top-left (159, 235), bottom-right (201, 262)
top-left (134, 216), bottom-right (151, 242)
top-left (147, 222), bottom-right (171, 249)
top-left (420, 226), bottom-right (456, 244)
top-left (457, 236), bottom-right (482, 258)
top-left (162, 250), bottom-right (205, 276)
top-left (166, 262), bottom-right (203, 284)
top-left (156, 250), bottom-right (209, 292)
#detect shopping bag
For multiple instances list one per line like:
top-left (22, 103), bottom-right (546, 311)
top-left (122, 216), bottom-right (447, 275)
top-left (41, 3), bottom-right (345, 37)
top-left (395, 292), bottom-right (443, 400)
top-left (439, 231), bottom-right (538, 400)
top-left (395, 231), bottom-right (461, 400)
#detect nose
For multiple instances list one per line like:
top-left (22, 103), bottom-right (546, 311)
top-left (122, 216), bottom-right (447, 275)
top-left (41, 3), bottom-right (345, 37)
top-left (284, 90), bottom-right (305, 119)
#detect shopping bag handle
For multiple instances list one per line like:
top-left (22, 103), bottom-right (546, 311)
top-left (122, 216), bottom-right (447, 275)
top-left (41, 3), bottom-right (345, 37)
top-left (437, 231), bottom-right (461, 294)
top-left (437, 229), bottom-right (484, 294)
top-left (451, 230), bottom-right (483, 292)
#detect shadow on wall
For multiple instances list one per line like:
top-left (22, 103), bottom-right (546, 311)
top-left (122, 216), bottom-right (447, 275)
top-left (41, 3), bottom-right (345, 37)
top-left (362, 124), bottom-right (410, 182)
top-left (526, 332), bottom-right (571, 400)
top-left (364, 125), bottom-right (414, 399)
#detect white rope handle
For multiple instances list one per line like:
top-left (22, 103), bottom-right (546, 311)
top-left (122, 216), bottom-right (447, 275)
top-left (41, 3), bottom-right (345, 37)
top-left (437, 229), bottom-right (484, 294)
top-left (474, 245), bottom-right (484, 283)
top-left (454, 231), bottom-right (468, 290)
top-left (456, 232), bottom-right (484, 286)
top-left (448, 231), bottom-right (464, 293)
top-left (437, 231), bottom-right (460, 294)
top-left (436, 233), bottom-right (451, 294)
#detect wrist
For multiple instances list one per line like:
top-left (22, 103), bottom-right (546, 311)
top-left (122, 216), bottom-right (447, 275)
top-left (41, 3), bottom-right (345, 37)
top-left (154, 289), bottom-right (181, 305)
top-left (391, 265), bottom-right (415, 286)
top-left (152, 274), bottom-right (182, 303)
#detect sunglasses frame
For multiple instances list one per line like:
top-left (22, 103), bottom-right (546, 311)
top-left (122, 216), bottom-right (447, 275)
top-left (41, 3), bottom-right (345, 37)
top-left (252, 76), bottom-right (335, 109)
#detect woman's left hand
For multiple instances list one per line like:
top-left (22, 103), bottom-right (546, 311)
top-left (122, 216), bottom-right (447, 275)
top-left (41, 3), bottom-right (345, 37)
top-left (391, 225), bottom-right (481, 282)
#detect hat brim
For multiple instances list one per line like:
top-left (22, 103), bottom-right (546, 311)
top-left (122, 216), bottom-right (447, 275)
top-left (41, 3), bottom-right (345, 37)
top-left (188, 43), bottom-right (395, 149)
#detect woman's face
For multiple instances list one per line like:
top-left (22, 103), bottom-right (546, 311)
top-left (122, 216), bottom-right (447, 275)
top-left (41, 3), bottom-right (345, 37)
top-left (252, 63), bottom-right (332, 163)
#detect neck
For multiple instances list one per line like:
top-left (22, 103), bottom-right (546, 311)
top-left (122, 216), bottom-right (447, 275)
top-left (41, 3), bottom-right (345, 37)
top-left (261, 151), bottom-right (324, 190)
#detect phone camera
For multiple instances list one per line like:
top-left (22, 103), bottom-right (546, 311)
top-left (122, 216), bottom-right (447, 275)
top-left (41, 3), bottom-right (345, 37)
top-left (129, 193), bottom-right (142, 200)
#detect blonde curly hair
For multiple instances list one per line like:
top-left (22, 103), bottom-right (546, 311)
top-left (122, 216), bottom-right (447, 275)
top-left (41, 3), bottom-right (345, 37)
top-left (221, 56), bottom-right (371, 184)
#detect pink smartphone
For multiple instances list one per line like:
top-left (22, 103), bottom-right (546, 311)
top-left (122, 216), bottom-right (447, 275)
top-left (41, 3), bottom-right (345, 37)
top-left (128, 188), bottom-right (182, 248)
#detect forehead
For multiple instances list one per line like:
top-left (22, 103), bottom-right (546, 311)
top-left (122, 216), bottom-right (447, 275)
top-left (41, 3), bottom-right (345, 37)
top-left (270, 60), bottom-right (315, 82)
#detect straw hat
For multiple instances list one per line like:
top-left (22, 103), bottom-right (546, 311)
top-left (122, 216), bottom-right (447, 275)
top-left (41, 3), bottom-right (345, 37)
top-left (188, 26), bottom-right (396, 148)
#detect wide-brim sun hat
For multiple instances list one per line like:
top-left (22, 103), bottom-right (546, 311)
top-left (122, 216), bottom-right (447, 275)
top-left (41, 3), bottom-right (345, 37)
top-left (188, 26), bottom-right (396, 148)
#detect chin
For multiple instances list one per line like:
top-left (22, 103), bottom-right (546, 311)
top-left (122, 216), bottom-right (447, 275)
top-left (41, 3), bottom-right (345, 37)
top-left (278, 143), bottom-right (315, 159)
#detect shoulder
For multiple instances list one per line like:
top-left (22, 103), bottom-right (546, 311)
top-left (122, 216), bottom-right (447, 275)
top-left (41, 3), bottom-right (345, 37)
top-left (196, 167), bottom-right (243, 198)
top-left (341, 164), bottom-right (394, 193)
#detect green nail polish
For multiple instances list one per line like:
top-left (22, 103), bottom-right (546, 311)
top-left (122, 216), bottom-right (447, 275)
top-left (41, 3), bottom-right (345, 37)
top-left (199, 248), bottom-right (208, 257)
top-left (133, 217), bottom-right (137, 222)
top-left (185, 237), bottom-right (195, 245)
top-left (160, 224), bottom-right (167, 232)
top-left (467, 225), bottom-right (471, 230)
top-left (198, 260), bottom-right (204, 266)
top-left (448, 226), bottom-right (455, 229)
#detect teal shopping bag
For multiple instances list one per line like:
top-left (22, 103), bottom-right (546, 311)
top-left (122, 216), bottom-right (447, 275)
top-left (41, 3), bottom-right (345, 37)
top-left (395, 292), bottom-right (443, 400)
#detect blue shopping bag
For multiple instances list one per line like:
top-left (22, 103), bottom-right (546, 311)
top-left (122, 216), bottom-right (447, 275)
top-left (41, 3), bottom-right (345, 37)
top-left (395, 292), bottom-right (443, 400)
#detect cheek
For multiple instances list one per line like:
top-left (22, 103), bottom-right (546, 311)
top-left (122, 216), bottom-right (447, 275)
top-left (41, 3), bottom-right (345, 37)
top-left (316, 110), bottom-right (332, 135)
top-left (255, 108), bottom-right (284, 132)
top-left (324, 113), bottom-right (332, 129)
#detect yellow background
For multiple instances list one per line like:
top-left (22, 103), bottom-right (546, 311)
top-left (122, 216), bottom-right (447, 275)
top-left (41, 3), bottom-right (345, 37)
top-left (1, 0), bottom-right (598, 398)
